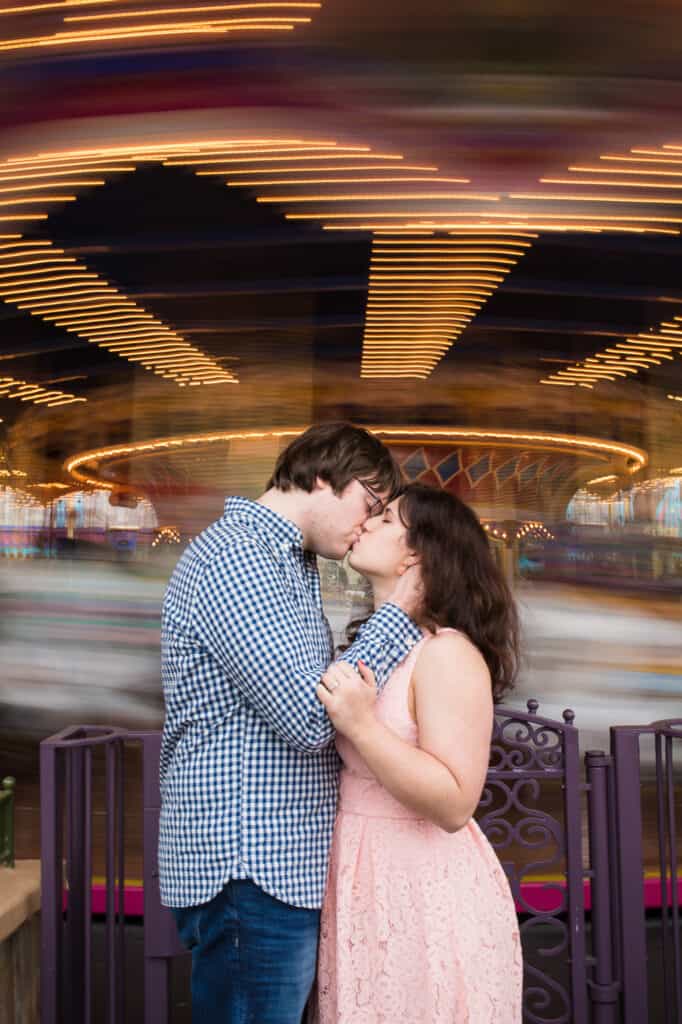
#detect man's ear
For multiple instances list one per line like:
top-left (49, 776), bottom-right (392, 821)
top-left (313, 475), bottom-right (332, 493)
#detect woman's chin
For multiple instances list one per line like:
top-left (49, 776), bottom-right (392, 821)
top-left (348, 550), bottom-right (365, 573)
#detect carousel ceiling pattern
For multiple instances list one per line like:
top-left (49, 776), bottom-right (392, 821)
top-left (360, 232), bottom-right (535, 379)
top-left (538, 142), bottom-right (682, 388)
top-left (0, 373), bottom-right (86, 407)
top-left (3, 135), bottom-right (682, 394)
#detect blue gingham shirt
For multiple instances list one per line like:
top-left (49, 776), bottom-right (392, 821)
top-left (159, 497), bottom-right (421, 909)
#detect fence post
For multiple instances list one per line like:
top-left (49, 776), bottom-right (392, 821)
top-left (610, 727), bottom-right (649, 1024)
top-left (585, 750), bottom-right (620, 1022)
top-left (66, 745), bottom-right (87, 1024)
top-left (40, 741), bottom-right (63, 1024)
top-left (0, 776), bottom-right (15, 867)
top-left (562, 713), bottom-right (589, 1024)
top-left (654, 726), bottom-right (682, 1023)
top-left (141, 732), bottom-right (183, 1024)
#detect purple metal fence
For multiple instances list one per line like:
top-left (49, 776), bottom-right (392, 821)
top-left (40, 726), bottom-right (184, 1024)
top-left (40, 707), bottom-right (677, 1023)
top-left (477, 699), bottom-right (589, 1024)
top-left (611, 718), bottom-right (682, 1024)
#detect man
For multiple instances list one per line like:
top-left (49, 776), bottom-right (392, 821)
top-left (159, 422), bottom-right (421, 1022)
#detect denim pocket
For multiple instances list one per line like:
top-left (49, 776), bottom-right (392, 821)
top-left (172, 904), bottom-right (202, 950)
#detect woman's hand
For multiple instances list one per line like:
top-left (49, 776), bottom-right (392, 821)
top-left (317, 660), bottom-right (377, 742)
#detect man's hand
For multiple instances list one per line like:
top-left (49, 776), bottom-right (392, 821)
top-left (386, 564), bottom-right (424, 621)
top-left (317, 661), bottom-right (377, 742)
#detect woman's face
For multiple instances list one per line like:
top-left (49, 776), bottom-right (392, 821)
top-left (347, 497), bottom-right (413, 580)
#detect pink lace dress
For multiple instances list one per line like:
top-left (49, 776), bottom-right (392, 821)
top-left (314, 631), bottom-right (523, 1023)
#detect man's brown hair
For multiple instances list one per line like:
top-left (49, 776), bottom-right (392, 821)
top-left (267, 422), bottom-right (402, 499)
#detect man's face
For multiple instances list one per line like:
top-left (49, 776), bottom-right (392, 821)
top-left (307, 478), bottom-right (386, 560)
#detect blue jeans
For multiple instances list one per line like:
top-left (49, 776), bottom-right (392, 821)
top-left (172, 880), bottom-right (320, 1024)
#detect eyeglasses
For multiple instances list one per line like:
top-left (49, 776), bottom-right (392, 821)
top-left (357, 478), bottom-right (385, 518)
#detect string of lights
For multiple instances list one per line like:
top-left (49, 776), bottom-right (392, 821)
top-left (0, 2), bottom-right (321, 55)
top-left (360, 232), bottom-right (534, 379)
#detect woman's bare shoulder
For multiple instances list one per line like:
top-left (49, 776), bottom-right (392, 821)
top-left (413, 628), bottom-right (490, 686)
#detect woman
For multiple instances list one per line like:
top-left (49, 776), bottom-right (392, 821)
top-left (314, 483), bottom-right (523, 1023)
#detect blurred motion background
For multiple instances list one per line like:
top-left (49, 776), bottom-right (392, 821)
top-left (0, 0), bottom-right (681, 785)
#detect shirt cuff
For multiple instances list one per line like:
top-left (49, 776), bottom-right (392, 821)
top-left (359, 602), bottom-right (422, 646)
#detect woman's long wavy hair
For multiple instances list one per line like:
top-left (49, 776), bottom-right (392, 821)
top-left (345, 483), bottom-right (520, 702)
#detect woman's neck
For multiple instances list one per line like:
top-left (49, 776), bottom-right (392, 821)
top-left (370, 576), bottom-right (398, 611)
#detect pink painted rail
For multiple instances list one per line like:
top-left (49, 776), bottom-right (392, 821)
top-left (77, 875), bottom-right (681, 918)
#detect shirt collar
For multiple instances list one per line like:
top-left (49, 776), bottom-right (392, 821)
top-left (224, 496), bottom-right (303, 551)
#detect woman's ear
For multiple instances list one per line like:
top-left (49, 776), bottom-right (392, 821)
top-left (398, 553), bottom-right (420, 575)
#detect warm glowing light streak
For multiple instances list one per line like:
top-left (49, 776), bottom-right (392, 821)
top-left (366, 289), bottom-right (494, 297)
top-left (0, 196), bottom-right (77, 205)
top-left (368, 274), bottom-right (504, 283)
top-left (0, 248), bottom-right (66, 260)
top-left (601, 155), bottom-right (682, 166)
top-left (223, 165), bottom-right (438, 176)
top-left (569, 165), bottom-right (682, 177)
top-left (631, 149), bottom-right (682, 158)
top-left (0, 181), bottom-right (104, 193)
top-left (18, 295), bottom-right (125, 311)
top-left (91, 333), bottom-right (182, 345)
top-left (259, 192), bottom-right (499, 203)
top-left (53, 314), bottom-right (156, 327)
top-left (65, 2), bottom-right (321, 21)
top-left (434, 212), bottom-right (682, 223)
top-left (231, 176), bottom-right (462, 186)
top-left (615, 345), bottom-right (673, 358)
top-left (320, 221), bottom-right (677, 233)
top-left (372, 249), bottom-right (527, 256)
top-left (66, 426), bottom-right (645, 487)
top-left (196, 154), bottom-right (404, 167)
top-left (376, 237), bottom-right (532, 245)
top-left (0, 22), bottom-right (300, 53)
top-left (557, 365), bottom-right (627, 376)
top-left (7, 139), bottom-right (311, 160)
top-left (0, 258), bottom-right (75, 273)
top-left (0, 0), bottom-right (132, 14)
top-left (0, 276), bottom-right (100, 296)
top-left (370, 314), bottom-right (468, 324)
top-left (109, 343), bottom-right (189, 352)
top-left (362, 231), bottom-right (528, 378)
top-left (586, 474), bottom-right (618, 485)
top-left (510, 192), bottom-right (682, 205)
top-left (631, 334), bottom-right (682, 345)
top-left (540, 178), bottom-right (682, 189)
top-left (0, 374), bottom-right (85, 406)
top-left (291, 211), bottom-right (509, 221)
top-left (0, 215), bottom-right (48, 222)
top-left (0, 168), bottom-right (136, 182)
top-left (167, 147), bottom-right (373, 165)
top-left (0, 241), bottom-right (51, 251)
top-left (368, 298), bottom-right (480, 305)
top-left (0, 234), bottom-right (235, 385)
top-left (371, 257), bottom-right (517, 265)
top-left (1, 158), bottom-right (139, 173)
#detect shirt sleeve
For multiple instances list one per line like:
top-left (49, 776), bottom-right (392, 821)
top-left (191, 538), bottom-right (421, 755)
top-left (337, 602), bottom-right (423, 689)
